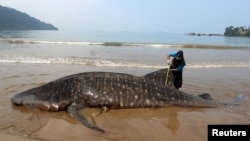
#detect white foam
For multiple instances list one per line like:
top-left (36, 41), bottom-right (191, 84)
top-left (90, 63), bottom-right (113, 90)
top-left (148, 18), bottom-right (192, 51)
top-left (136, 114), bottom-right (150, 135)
top-left (0, 56), bottom-right (250, 69)
top-left (0, 39), bottom-right (103, 46)
top-left (0, 39), bottom-right (182, 49)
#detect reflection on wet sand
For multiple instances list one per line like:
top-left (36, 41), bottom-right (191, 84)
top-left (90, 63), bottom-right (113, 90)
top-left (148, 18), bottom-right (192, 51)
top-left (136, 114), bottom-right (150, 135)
top-left (8, 101), bottom-right (201, 141)
top-left (31, 107), bottom-right (201, 141)
top-left (165, 110), bottom-right (180, 134)
top-left (4, 103), bottom-right (248, 141)
top-left (84, 107), bottom-right (188, 134)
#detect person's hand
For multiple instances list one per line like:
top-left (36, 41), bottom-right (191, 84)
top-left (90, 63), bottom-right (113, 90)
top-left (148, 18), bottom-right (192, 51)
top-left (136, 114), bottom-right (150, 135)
top-left (167, 60), bottom-right (170, 65)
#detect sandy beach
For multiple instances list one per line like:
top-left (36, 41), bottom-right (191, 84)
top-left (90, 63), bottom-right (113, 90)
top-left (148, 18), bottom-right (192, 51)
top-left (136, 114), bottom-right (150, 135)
top-left (1, 1), bottom-right (250, 139)
top-left (0, 63), bottom-right (249, 141)
top-left (1, 30), bottom-right (250, 141)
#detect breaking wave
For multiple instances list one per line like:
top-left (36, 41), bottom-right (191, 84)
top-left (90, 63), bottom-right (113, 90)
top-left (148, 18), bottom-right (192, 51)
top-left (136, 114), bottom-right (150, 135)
top-left (0, 56), bottom-right (249, 69)
top-left (1, 39), bottom-right (249, 50)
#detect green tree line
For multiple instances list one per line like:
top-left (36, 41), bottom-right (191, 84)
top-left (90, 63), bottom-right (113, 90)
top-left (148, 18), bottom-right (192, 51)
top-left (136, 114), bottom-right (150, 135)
top-left (224, 26), bottom-right (250, 37)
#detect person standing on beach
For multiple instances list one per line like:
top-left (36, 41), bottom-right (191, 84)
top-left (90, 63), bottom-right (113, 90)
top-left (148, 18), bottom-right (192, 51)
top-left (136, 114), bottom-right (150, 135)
top-left (166, 50), bottom-right (186, 90)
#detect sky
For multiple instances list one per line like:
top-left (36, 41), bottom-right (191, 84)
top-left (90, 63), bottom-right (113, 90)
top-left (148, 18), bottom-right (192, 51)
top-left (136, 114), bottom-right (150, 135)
top-left (0, 0), bottom-right (250, 34)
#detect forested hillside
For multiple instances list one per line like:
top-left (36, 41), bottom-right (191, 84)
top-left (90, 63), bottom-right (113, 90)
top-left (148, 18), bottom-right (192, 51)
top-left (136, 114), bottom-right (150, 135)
top-left (0, 5), bottom-right (58, 30)
top-left (224, 26), bottom-right (250, 37)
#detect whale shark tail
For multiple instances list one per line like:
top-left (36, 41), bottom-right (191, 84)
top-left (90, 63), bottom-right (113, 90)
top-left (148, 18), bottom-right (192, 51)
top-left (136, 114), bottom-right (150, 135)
top-left (197, 93), bottom-right (247, 106)
top-left (226, 94), bottom-right (248, 106)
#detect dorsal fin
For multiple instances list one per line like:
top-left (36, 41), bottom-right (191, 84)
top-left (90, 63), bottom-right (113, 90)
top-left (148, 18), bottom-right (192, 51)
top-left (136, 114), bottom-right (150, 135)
top-left (143, 68), bottom-right (175, 88)
top-left (197, 93), bottom-right (214, 100)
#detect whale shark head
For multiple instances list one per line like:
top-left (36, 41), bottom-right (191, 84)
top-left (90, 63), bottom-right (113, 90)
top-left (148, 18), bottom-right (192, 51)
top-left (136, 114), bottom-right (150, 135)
top-left (11, 86), bottom-right (70, 111)
top-left (11, 89), bottom-right (38, 107)
top-left (11, 77), bottom-right (81, 111)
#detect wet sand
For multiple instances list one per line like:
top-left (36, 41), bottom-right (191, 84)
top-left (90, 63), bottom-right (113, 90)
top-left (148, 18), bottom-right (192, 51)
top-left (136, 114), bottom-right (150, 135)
top-left (0, 63), bottom-right (249, 141)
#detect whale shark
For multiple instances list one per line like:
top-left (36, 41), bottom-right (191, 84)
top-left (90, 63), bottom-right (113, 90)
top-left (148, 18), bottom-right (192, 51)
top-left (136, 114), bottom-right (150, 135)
top-left (11, 68), bottom-right (244, 132)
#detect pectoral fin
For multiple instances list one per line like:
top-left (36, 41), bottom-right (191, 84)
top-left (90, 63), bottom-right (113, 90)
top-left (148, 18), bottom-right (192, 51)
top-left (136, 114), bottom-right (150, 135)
top-left (66, 103), bottom-right (105, 133)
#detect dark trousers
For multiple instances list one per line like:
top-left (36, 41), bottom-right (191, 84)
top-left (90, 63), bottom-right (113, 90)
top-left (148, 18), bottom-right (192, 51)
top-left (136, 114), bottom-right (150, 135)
top-left (172, 71), bottom-right (183, 90)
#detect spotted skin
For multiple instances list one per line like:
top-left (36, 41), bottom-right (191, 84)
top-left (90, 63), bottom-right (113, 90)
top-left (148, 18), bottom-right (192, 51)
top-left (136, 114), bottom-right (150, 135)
top-left (11, 68), bottom-right (241, 133)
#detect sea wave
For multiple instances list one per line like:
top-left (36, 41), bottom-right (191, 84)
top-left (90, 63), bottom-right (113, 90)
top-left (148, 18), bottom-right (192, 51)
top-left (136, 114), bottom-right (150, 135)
top-left (0, 56), bottom-right (249, 69)
top-left (1, 39), bottom-right (249, 50)
top-left (0, 39), bottom-right (176, 48)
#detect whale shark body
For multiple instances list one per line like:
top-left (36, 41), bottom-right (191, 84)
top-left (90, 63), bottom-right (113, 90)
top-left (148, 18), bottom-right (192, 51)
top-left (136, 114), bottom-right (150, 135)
top-left (11, 68), bottom-right (243, 132)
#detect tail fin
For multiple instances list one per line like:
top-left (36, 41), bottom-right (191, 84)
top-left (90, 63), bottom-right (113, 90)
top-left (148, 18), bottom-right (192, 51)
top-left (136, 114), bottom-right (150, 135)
top-left (198, 93), bottom-right (247, 106)
top-left (227, 94), bottom-right (248, 106)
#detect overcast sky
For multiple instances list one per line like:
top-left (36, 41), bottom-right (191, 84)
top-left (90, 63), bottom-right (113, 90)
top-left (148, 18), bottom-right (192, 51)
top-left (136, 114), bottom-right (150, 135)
top-left (0, 0), bottom-right (249, 34)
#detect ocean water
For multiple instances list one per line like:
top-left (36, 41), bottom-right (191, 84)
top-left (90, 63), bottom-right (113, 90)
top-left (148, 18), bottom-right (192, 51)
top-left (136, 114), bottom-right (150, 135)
top-left (0, 30), bottom-right (250, 141)
top-left (0, 30), bottom-right (250, 69)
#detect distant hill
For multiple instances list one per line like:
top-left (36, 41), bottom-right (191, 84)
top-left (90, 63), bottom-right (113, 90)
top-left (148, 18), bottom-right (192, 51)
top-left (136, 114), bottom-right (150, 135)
top-left (0, 5), bottom-right (58, 30)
